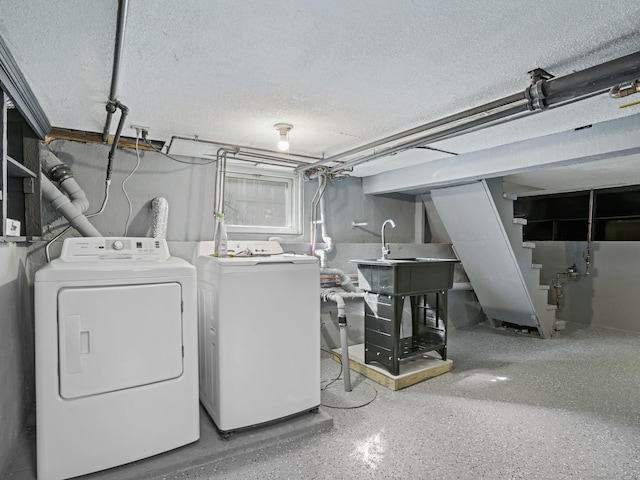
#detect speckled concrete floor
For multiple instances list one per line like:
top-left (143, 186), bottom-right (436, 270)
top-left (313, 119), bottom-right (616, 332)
top-left (169, 322), bottom-right (640, 480)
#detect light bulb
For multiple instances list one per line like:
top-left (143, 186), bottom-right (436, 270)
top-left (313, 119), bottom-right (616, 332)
top-left (277, 134), bottom-right (289, 151)
top-left (274, 123), bottom-right (293, 152)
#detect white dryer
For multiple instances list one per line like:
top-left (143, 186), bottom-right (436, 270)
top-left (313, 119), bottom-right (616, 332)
top-left (35, 237), bottom-right (199, 480)
top-left (195, 241), bottom-right (320, 436)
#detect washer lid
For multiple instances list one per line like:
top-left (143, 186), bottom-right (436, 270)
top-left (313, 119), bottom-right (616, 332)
top-left (58, 282), bottom-right (184, 399)
top-left (35, 256), bottom-right (195, 282)
top-left (196, 240), bottom-right (318, 265)
top-left (204, 253), bottom-right (319, 266)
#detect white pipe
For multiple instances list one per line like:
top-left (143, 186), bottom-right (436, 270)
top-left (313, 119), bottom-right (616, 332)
top-left (58, 176), bottom-right (90, 213)
top-left (327, 292), bottom-right (351, 392)
top-left (323, 290), bottom-right (366, 392)
top-left (310, 173), bottom-right (327, 256)
top-left (40, 144), bottom-right (91, 213)
top-left (39, 143), bottom-right (64, 171)
top-left (315, 189), bottom-right (334, 267)
top-left (150, 197), bottom-right (169, 239)
top-left (338, 320), bottom-right (351, 391)
top-left (40, 174), bottom-right (101, 237)
top-left (320, 268), bottom-right (358, 293)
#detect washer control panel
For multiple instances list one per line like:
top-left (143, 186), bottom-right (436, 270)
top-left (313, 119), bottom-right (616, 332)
top-left (60, 237), bottom-right (170, 261)
top-left (227, 240), bottom-right (284, 256)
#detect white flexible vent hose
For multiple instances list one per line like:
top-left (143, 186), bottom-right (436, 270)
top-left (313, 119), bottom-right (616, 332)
top-left (150, 197), bottom-right (169, 239)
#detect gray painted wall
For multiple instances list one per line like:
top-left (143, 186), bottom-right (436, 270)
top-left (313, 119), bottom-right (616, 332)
top-left (45, 139), bottom-right (218, 242)
top-left (41, 139), bottom-right (417, 249)
top-left (0, 243), bottom-right (34, 473)
top-left (535, 241), bottom-right (640, 333)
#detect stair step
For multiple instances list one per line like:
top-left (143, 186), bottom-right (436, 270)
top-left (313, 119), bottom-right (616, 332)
top-left (539, 285), bottom-right (550, 291)
top-left (531, 263), bottom-right (542, 269)
top-left (522, 242), bottom-right (536, 249)
top-left (503, 192), bottom-right (518, 201)
top-left (513, 218), bottom-right (528, 226)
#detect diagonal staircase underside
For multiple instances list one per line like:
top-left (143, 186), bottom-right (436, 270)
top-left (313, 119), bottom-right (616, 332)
top-left (428, 179), bottom-right (556, 338)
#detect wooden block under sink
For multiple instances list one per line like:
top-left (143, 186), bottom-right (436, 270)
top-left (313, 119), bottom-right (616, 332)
top-left (330, 343), bottom-right (453, 391)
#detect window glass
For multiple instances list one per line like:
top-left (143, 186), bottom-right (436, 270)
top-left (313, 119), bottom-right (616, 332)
top-left (223, 167), bottom-right (300, 235)
top-left (516, 185), bottom-right (640, 241)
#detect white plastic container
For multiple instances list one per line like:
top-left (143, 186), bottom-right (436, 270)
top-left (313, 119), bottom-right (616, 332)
top-left (213, 213), bottom-right (228, 257)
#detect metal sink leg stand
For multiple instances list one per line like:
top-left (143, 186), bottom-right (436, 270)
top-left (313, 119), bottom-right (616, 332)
top-left (364, 290), bottom-right (448, 376)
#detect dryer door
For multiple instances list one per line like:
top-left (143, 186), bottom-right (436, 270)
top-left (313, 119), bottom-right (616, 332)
top-left (58, 282), bottom-right (184, 399)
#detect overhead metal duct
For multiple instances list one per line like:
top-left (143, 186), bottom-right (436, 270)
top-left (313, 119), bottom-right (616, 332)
top-left (165, 134), bottom-right (323, 169)
top-left (298, 50), bottom-right (640, 175)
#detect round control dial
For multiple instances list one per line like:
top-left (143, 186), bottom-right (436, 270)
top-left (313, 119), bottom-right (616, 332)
top-left (113, 240), bottom-right (125, 251)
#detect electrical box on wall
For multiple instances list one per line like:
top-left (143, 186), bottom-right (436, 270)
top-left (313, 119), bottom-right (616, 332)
top-left (4, 218), bottom-right (20, 236)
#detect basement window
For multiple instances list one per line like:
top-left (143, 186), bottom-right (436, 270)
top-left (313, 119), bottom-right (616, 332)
top-left (223, 166), bottom-right (301, 235)
top-left (515, 185), bottom-right (640, 241)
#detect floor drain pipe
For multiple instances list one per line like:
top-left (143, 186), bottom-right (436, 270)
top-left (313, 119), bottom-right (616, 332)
top-left (324, 290), bottom-right (366, 392)
top-left (338, 311), bottom-right (352, 393)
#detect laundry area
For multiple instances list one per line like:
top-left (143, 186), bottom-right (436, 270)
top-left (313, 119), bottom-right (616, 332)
top-left (2, 2), bottom-right (640, 480)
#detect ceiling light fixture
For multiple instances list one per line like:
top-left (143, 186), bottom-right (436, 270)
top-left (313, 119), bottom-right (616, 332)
top-left (274, 123), bottom-right (293, 151)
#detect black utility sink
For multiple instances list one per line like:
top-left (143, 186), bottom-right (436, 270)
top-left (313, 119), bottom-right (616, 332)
top-left (351, 258), bottom-right (458, 295)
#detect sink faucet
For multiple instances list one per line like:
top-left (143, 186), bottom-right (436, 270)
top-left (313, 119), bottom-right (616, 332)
top-left (381, 219), bottom-right (396, 259)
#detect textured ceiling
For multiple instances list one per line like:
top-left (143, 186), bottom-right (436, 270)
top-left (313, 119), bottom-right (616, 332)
top-left (1, 1), bottom-right (640, 193)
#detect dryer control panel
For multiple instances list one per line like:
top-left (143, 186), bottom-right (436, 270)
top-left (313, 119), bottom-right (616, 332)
top-left (60, 237), bottom-right (171, 261)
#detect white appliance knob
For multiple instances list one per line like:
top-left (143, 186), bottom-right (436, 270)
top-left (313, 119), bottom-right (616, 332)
top-left (113, 240), bottom-right (125, 250)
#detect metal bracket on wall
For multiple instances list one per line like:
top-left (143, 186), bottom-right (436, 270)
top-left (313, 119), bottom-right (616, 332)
top-left (528, 67), bottom-right (555, 83)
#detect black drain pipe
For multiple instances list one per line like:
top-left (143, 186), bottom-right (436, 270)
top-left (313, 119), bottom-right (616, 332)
top-left (106, 101), bottom-right (129, 182)
top-left (102, 0), bottom-right (129, 143)
top-left (536, 51), bottom-right (640, 108)
top-left (304, 50), bottom-right (640, 174)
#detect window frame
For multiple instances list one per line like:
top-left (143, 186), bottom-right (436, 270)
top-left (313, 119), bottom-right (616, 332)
top-left (223, 164), bottom-right (302, 236)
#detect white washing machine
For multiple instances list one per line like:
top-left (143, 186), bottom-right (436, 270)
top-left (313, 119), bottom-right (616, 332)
top-left (195, 240), bottom-right (320, 436)
top-left (35, 237), bottom-right (199, 480)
